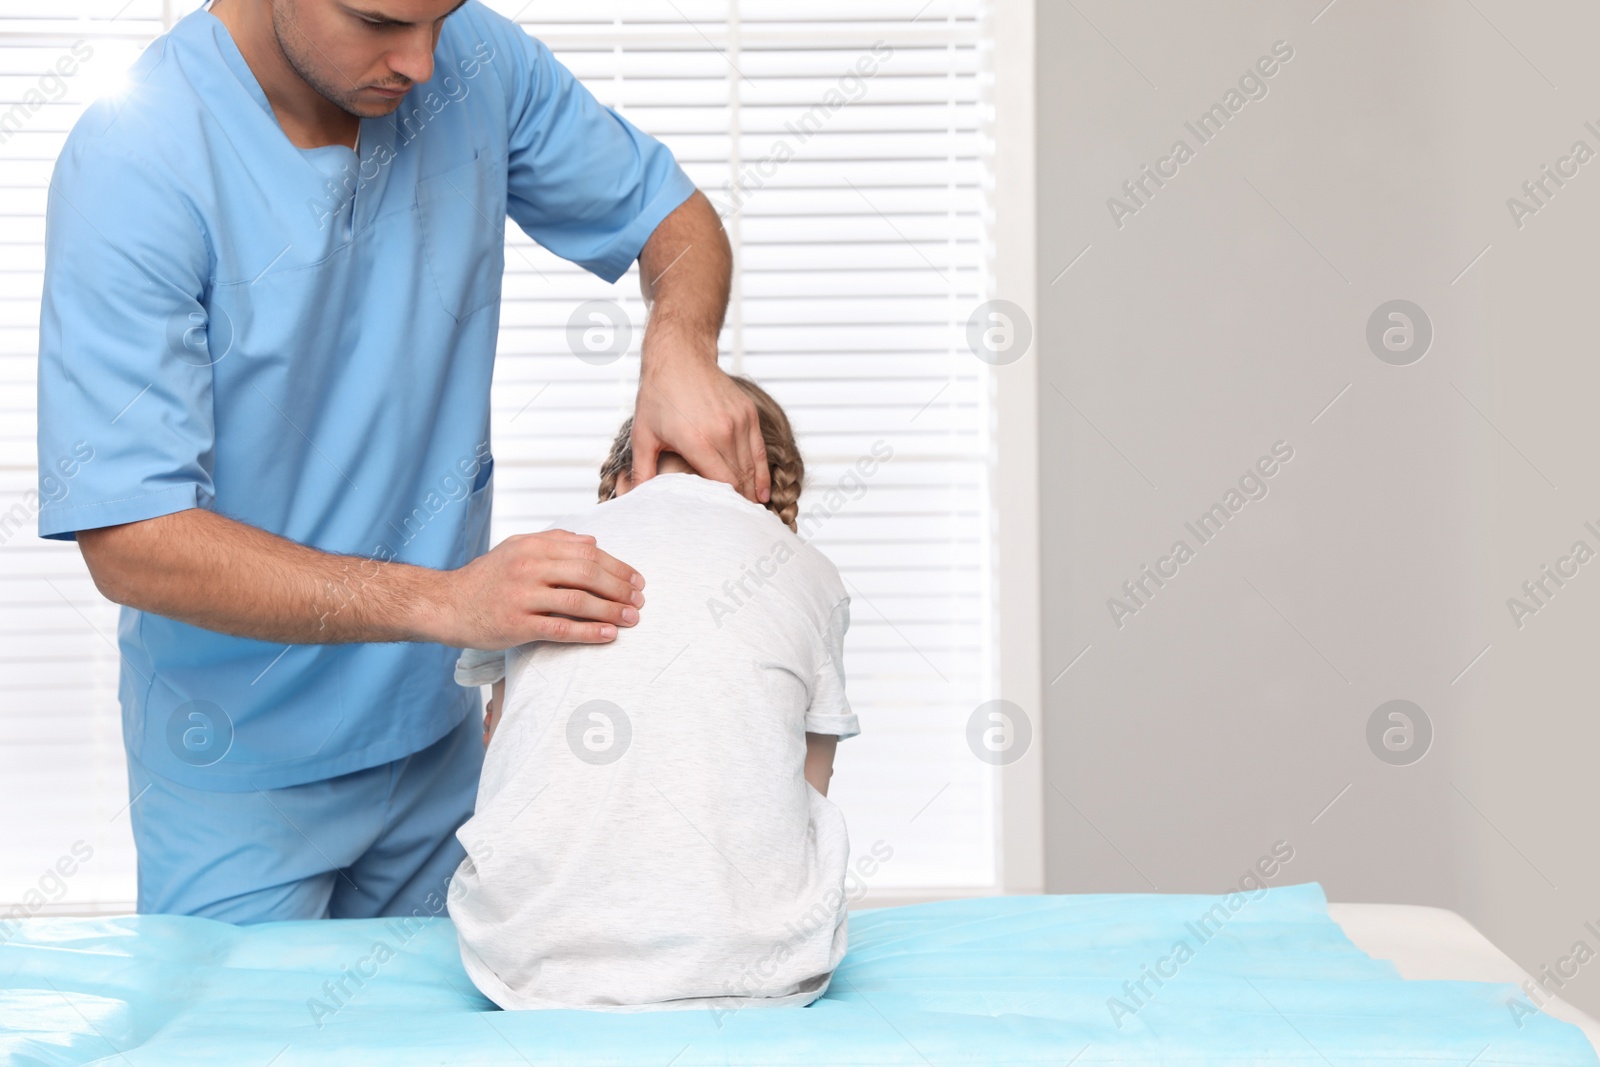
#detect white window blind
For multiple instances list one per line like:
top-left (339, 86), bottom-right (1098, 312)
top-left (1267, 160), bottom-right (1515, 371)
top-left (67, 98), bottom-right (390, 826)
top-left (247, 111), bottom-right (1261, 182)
top-left (0, 1), bottom-right (170, 916)
top-left (0, 0), bottom-right (996, 912)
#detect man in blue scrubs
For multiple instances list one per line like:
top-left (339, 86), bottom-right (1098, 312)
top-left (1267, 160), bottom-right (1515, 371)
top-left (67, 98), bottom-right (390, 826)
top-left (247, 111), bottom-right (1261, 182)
top-left (35, 0), bottom-right (771, 923)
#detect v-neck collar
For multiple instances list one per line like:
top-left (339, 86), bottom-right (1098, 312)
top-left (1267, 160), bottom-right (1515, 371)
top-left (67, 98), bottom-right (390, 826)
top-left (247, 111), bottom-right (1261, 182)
top-left (194, 3), bottom-right (368, 169)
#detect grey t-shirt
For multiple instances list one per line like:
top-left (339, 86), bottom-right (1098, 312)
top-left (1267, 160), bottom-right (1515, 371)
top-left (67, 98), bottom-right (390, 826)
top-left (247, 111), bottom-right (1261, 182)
top-left (449, 473), bottom-right (858, 1012)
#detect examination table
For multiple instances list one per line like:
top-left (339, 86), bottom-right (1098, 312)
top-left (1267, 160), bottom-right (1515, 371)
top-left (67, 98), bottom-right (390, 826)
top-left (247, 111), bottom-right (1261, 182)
top-left (1, 882), bottom-right (1594, 1065)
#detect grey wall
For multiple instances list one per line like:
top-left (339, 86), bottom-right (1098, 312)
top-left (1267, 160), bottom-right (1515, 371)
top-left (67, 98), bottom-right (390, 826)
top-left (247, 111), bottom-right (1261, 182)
top-left (1036, 0), bottom-right (1600, 1015)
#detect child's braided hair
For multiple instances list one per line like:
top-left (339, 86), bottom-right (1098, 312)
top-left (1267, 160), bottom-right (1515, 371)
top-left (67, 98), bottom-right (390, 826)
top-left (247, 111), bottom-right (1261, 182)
top-left (597, 376), bottom-right (805, 532)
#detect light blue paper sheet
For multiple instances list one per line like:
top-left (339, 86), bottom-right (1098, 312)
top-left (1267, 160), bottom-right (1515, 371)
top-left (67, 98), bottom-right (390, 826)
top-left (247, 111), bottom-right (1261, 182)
top-left (1, 882), bottom-right (1592, 1065)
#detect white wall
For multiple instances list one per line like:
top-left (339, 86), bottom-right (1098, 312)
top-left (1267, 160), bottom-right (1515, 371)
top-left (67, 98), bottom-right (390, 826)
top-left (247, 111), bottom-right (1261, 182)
top-left (1035, 0), bottom-right (1600, 1015)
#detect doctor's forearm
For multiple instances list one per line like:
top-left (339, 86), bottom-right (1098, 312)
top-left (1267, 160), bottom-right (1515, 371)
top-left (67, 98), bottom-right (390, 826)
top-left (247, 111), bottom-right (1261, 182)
top-left (76, 507), bottom-right (447, 646)
top-left (629, 191), bottom-right (773, 501)
top-left (638, 190), bottom-right (731, 360)
top-left (76, 507), bottom-right (644, 650)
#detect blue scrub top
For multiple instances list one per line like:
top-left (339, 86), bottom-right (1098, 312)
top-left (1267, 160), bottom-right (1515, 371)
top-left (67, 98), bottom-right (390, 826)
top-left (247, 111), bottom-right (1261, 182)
top-left (36, 2), bottom-right (696, 790)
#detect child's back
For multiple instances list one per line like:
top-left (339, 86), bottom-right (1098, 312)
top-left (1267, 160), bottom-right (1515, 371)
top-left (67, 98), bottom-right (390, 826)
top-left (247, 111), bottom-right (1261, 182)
top-left (449, 471), bottom-right (857, 1011)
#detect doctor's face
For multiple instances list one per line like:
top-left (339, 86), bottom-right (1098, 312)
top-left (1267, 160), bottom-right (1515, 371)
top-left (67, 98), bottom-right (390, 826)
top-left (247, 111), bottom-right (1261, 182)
top-left (271, 0), bottom-right (467, 118)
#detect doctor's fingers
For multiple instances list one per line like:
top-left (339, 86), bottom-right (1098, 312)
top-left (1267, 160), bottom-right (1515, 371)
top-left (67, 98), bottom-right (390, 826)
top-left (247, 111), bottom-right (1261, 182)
top-left (500, 591), bottom-right (637, 646)
top-left (746, 418), bottom-right (770, 503)
top-left (704, 399), bottom-right (763, 502)
top-left (724, 421), bottom-right (758, 503)
top-left (513, 530), bottom-right (644, 592)
top-left (677, 426), bottom-right (748, 503)
top-left (531, 556), bottom-right (646, 612)
top-left (717, 389), bottom-right (765, 503)
top-left (510, 613), bottom-right (621, 645)
top-left (629, 426), bottom-right (662, 485)
top-left (536, 529), bottom-right (598, 545)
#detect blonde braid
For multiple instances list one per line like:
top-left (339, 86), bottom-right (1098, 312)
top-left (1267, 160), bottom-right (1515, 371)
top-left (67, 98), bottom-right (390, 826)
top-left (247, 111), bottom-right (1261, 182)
top-left (597, 416), bottom-right (634, 503)
top-left (596, 376), bottom-right (805, 532)
top-left (728, 375), bottom-right (804, 532)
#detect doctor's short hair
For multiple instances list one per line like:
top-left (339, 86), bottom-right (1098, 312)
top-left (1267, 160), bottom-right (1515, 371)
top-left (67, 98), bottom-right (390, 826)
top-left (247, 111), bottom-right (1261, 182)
top-left (597, 376), bottom-right (805, 533)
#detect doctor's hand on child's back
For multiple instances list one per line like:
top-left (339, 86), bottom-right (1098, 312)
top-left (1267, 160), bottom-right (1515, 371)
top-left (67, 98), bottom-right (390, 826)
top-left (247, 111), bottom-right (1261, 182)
top-left (426, 527), bottom-right (647, 652)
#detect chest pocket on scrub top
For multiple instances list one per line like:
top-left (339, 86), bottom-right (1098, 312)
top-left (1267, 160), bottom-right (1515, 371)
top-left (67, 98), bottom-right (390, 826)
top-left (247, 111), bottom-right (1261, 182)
top-left (448, 455), bottom-right (495, 569)
top-left (417, 148), bottom-right (507, 322)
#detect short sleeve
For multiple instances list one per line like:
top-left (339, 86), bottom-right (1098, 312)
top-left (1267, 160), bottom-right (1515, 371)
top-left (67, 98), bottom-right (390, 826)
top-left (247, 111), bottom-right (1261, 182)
top-left (455, 647), bottom-right (507, 687)
top-left (36, 144), bottom-right (215, 541)
top-left (805, 597), bottom-right (859, 740)
top-left (495, 23), bottom-right (696, 282)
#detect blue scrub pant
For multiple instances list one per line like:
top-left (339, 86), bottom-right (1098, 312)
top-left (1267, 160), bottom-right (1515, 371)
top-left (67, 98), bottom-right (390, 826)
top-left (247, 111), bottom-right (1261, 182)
top-left (126, 712), bottom-right (483, 923)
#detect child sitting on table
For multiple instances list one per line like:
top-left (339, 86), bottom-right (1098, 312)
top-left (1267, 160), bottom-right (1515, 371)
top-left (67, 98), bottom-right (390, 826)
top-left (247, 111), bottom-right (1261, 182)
top-left (448, 376), bottom-right (858, 1012)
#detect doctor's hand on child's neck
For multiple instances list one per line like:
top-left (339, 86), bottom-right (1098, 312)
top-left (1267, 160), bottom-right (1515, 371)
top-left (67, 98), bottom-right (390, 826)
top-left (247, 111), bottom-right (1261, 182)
top-left (598, 375), bottom-right (805, 533)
